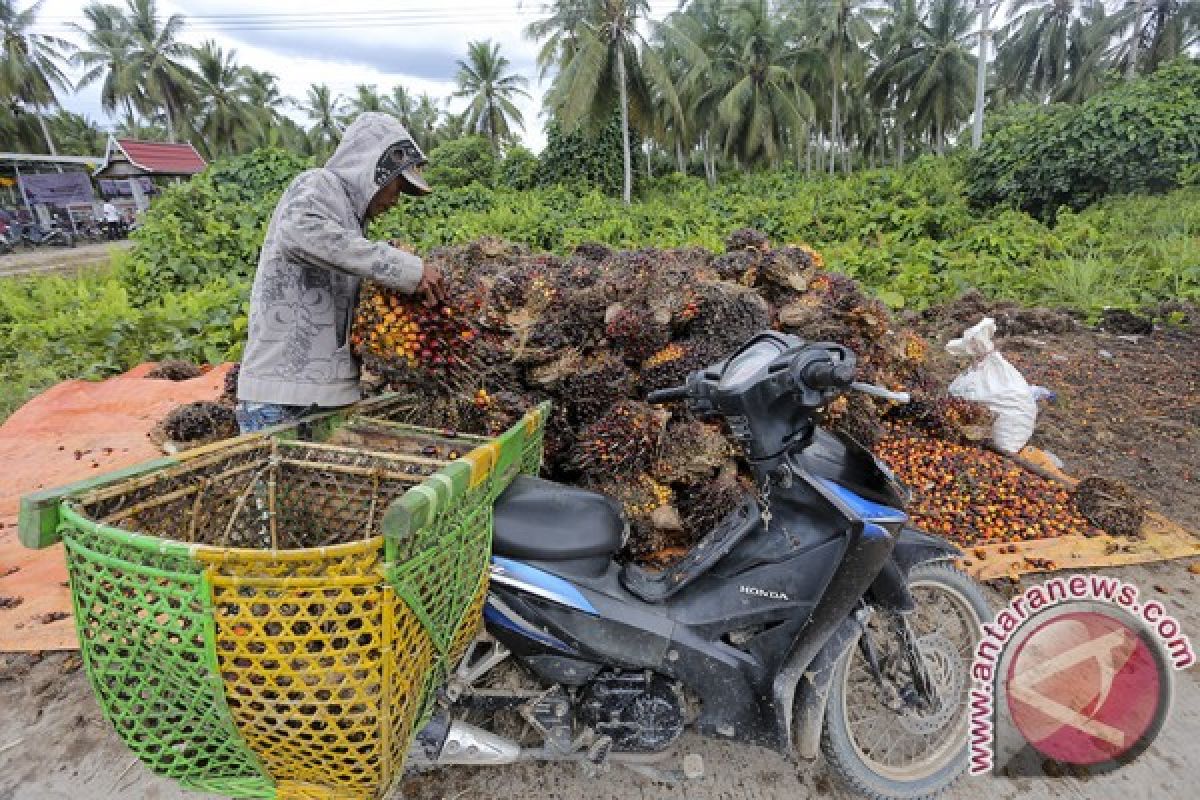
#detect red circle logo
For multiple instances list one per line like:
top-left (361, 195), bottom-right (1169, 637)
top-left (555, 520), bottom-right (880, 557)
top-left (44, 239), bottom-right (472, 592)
top-left (1005, 610), bottom-right (1165, 766)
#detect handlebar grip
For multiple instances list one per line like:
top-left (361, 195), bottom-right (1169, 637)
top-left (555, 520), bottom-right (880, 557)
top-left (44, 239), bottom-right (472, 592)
top-left (646, 386), bottom-right (689, 404)
top-left (801, 361), bottom-right (856, 390)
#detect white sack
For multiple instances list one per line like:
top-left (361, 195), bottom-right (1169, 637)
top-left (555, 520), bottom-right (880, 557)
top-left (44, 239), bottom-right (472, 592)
top-left (946, 317), bottom-right (1038, 453)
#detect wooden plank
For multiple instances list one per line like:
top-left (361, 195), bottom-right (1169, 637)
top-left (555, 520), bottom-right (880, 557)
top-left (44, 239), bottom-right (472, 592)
top-left (963, 510), bottom-right (1199, 580)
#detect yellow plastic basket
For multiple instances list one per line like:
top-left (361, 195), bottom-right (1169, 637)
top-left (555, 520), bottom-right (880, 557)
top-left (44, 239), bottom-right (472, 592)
top-left (19, 400), bottom-right (549, 799)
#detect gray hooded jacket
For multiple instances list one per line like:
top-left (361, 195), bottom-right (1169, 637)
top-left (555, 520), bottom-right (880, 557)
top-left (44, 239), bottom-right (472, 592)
top-left (237, 113), bottom-right (425, 407)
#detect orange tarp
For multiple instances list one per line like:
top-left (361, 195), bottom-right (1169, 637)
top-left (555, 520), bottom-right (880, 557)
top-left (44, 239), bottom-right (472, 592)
top-left (0, 364), bottom-right (232, 652)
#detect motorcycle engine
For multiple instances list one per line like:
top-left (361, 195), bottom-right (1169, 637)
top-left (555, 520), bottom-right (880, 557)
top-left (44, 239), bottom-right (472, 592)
top-left (576, 671), bottom-right (686, 752)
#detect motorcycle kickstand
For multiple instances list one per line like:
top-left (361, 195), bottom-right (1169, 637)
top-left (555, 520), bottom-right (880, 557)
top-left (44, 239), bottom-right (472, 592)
top-left (616, 753), bottom-right (705, 785)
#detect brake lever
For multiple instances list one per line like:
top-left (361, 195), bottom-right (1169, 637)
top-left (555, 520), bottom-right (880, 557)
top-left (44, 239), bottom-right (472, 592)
top-left (850, 382), bottom-right (911, 404)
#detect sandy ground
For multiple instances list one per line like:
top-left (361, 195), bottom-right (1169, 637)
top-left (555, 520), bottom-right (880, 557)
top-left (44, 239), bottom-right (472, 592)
top-left (1, 559), bottom-right (1196, 800)
top-left (0, 240), bottom-right (130, 278)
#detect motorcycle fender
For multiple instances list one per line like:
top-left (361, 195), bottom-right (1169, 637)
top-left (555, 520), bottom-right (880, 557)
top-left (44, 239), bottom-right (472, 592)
top-left (775, 616), bottom-right (861, 760)
top-left (891, 526), bottom-right (961, 573)
top-left (867, 526), bottom-right (960, 612)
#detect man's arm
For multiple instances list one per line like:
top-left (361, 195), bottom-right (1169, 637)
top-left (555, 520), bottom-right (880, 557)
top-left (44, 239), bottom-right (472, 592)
top-left (276, 171), bottom-right (423, 293)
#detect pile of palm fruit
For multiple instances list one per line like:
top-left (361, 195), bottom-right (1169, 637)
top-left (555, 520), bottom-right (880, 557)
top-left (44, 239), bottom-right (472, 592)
top-left (350, 232), bottom-right (1122, 563)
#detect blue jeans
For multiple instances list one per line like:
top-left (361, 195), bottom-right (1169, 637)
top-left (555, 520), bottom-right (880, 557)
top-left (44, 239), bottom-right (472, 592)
top-left (235, 402), bottom-right (314, 434)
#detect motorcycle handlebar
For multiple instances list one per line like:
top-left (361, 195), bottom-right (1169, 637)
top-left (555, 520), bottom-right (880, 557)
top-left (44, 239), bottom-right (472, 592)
top-left (646, 386), bottom-right (689, 404)
top-left (799, 360), bottom-right (856, 390)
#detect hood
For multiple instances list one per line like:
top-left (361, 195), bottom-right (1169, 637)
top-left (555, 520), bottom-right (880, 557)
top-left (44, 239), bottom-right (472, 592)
top-left (324, 112), bottom-right (428, 220)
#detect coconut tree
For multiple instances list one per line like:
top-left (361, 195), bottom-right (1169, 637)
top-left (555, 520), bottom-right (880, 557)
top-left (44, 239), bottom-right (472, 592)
top-left (71, 3), bottom-right (145, 121)
top-left (123, 0), bottom-right (195, 142)
top-left (299, 83), bottom-right (343, 155)
top-left (241, 68), bottom-right (286, 148)
top-left (1114, 0), bottom-right (1200, 78)
top-left (49, 110), bottom-right (106, 155)
top-left (868, 0), bottom-right (922, 165)
top-left (882, 0), bottom-right (977, 153)
top-left (1054, 1), bottom-right (1119, 102)
top-left (536, 0), bottom-right (680, 204)
top-left (453, 39), bottom-right (531, 153)
top-left (791, 0), bottom-right (881, 173)
top-left (0, 0), bottom-right (74, 154)
top-left (190, 40), bottom-right (255, 158)
top-left (662, 0), bottom-right (814, 169)
top-left (524, 0), bottom-right (593, 79)
top-left (995, 0), bottom-right (1079, 101)
top-left (382, 84), bottom-right (415, 128)
top-left (346, 83), bottom-right (384, 116)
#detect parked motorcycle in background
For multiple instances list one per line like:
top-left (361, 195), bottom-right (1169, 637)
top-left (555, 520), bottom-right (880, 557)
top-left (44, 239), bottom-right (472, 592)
top-left (412, 332), bottom-right (991, 800)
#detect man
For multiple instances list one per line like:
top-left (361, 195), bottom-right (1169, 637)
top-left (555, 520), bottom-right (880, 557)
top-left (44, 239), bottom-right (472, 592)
top-left (102, 200), bottom-right (121, 240)
top-left (236, 112), bottom-right (446, 433)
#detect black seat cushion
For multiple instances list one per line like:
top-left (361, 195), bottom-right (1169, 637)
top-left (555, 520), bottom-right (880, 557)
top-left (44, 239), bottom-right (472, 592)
top-left (493, 476), bottom-right (624, 561)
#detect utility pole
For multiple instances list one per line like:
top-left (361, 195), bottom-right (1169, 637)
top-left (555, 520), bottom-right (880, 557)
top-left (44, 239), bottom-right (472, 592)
top-left (1127, 0), bottom-right (1144, 80)
top-left (972, 0), bottom-right (993, 148)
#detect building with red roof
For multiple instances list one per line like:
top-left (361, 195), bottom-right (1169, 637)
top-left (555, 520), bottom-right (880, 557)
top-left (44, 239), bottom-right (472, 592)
top-left (94, 136), bottom-right (207, 179)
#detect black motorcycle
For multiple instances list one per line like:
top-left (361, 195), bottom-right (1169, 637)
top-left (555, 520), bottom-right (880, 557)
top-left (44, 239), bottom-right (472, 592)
top-left (414, 332), bottom-right (990, 800)
top-left (17, 221), bottom-right (75, 249)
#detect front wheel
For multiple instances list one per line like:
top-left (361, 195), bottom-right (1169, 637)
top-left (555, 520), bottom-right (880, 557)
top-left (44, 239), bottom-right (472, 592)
top-left (822, 562), bottom-right (990, 799)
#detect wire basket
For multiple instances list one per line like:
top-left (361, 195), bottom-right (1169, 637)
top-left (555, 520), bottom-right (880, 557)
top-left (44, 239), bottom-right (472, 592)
top-left (33, 401), bottom-right (548, 800)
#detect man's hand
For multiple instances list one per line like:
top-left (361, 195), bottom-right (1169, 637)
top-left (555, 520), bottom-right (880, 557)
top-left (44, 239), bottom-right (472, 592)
top-left (416, 261), bottom-right (448, 307)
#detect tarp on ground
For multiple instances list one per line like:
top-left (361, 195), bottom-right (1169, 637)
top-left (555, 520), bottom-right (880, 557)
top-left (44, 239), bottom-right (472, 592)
top-left (0, 364), bottom-right (231, 652)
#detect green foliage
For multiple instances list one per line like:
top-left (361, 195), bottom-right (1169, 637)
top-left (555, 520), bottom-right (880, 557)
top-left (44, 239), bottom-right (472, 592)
top-left (535, 116), bottom-right (644, 196)
top-left (7, 151), bottom-right (1197, 422)
top-left (499, 144), bottom-right (539, 190)
top-left (424, 135), bottom-right (498, 188)
top-left (0, 267), bottom-right (247, 419)
top-left (967, 62), bottom-right (1200, 219)
top-left (120, 148), bottom-right (310, 303)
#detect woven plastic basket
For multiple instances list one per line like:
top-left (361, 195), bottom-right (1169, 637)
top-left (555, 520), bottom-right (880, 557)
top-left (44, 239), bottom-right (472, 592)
top-left (20, 401), bottom-right (548, 800)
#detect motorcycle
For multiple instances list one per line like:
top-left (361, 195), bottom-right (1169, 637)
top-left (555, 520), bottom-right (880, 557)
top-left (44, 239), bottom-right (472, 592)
top-left (17, 221), bottom-right (75, 249)
top-left (413, 332), bottom-right (990, 800)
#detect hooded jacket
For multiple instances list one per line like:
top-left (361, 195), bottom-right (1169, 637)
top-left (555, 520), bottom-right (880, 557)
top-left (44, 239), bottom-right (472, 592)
top-left (237, 113), bottom-right (425, 407)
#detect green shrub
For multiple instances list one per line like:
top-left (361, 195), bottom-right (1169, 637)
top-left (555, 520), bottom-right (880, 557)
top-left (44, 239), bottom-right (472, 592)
top-left (967, 62), bottom-right (1200, 219)
top-left (120, 148), bottom-right (309, 303)
top-left (499, 144), bottom-right (538, 190)
top-left (535, 114), bottom-right (644, 196)
top-left (0, 267), bottom-right (248, 418)
top-left (424, 136), bottom-right (497, 189)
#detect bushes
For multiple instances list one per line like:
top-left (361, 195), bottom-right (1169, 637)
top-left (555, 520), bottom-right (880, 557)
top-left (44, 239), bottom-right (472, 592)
top-left (5, 146), bottom-right (1196, 420)
top-left (424, 136), bottom-right (498, 188)
top-left (0, 268), bottom-right (247, 418)
top-left (120, 148), bottom-right (309, 303)
top-left (967, 62), bottom-right (1200, 219)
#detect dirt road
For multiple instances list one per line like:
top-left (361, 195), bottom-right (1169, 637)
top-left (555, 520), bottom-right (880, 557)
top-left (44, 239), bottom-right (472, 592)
top-left (1, 560), bottom-right (1196, 800)
top-left (0, 240), bottom-right (130, 278)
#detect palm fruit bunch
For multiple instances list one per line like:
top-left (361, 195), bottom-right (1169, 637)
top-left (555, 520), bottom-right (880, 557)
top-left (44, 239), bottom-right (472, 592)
top-left (651, 417), bottom-right (730, 485)
top-left (640, 342), bottom-right (718, 394)
top-left (725, 227), bottom-right (771, 252)
top-left (677, 476), bottom-right (752, 545)
top-left (876, 420), bottom-right (1104, 547)
top-left (887, 393), bottom-right (992, 443)
top-left (570, 401), bottom-right (664, 478)
top-left (1073, 476), bottom-right (1146, 538)
top-left (351, 281), bottom-right (484, 385)
top-left (346, 230), bottom-right (1137, 566)
top-left (605, 305), bottom-right (672, 364)
top-left (561, 355), bottom-right (635, 425)
top-left (685, 282), bottom-right (771, 353)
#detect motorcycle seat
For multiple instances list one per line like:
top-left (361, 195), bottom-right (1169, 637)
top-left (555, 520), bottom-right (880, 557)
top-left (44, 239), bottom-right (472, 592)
top-left (492, 476), bottom-right (625, 561)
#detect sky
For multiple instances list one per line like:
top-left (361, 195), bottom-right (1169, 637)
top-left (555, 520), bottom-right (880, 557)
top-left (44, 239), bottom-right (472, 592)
top-left (30, 0), bottom-right (584, 152)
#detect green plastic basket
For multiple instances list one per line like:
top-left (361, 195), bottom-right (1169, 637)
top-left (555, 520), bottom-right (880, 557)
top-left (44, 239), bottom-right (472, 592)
top-left (19, 400), bottom-right (549, 800)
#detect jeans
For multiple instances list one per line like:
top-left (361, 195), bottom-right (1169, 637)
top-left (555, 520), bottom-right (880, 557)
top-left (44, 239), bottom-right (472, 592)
top-left (235, 402), bottom-right (314, 434)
